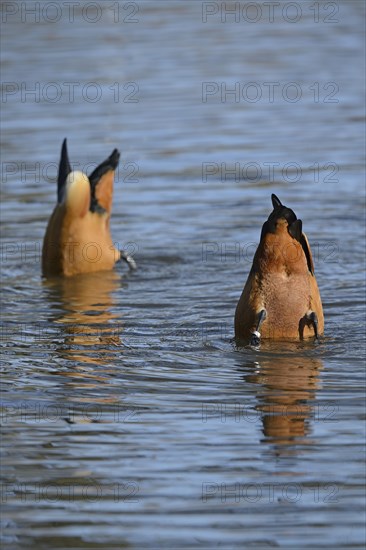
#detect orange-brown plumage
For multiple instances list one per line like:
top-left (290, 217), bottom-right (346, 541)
top-left (94, 171), bottom-right (114, 214)
top-left (42, 139), bottom-right (122, 278)
top-left (234, 194), bottom-right (324, 343)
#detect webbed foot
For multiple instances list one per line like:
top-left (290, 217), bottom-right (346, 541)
top-left (119, 249), bottom-right (137, 271)
top-left (249, 309), bottom-right (267, 346)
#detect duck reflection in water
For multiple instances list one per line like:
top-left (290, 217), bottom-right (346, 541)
top-left (44, 270), bottom-right (125, 368)
top-left (240, 348), bottom-right (323, 453)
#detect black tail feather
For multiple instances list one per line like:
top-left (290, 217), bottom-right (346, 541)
top-left (57, 138), bottom-right (71, 203)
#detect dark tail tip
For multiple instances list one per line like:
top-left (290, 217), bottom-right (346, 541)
top-left (57, 138), bottom-right (71, 203)
top-left (271, 194), bottom-right (282, 209)
top-left (109, 149), bottom-right (120, 170)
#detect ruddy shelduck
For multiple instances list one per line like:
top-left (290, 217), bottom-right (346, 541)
top-left (42, 139), bottom-right (136, 277)
top-left (235, 194), bottom-right (324, 344)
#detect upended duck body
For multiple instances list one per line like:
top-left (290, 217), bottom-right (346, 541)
top-left (42, 139), bottom-right (136, 277)
top-left (234, 194), bottom-right (324, 344)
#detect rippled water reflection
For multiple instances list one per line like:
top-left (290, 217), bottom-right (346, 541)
top-left (1, 1), bottom-right (365, 548)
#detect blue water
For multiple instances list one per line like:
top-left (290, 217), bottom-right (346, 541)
top-left (1, 1), bottom-right (365, 548)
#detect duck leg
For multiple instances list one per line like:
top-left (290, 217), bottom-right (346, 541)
top-left (306, 311), bottom-right (319, 340)
top-left (119, 249), bottom-right (137, 271)
top-left (250, 309), bottom-right (267, 346)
